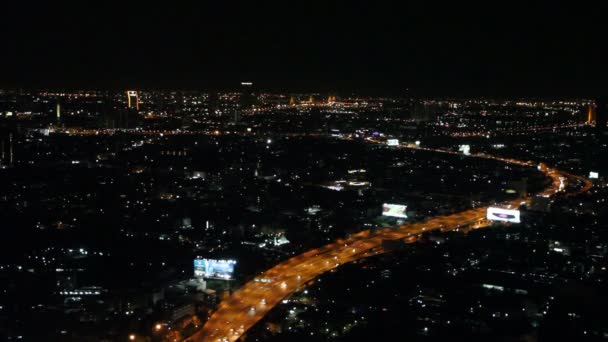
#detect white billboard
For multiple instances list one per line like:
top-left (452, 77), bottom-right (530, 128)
top-left (459, 144), bottom-right (471, 155)
top-left (382, 203), bottom-right (407, 218)
top-left (387, 139), bottom-right (399, 146)
top-left (486, 207), bottom-right (521, 223)
top-left (590, 171), bottom-right (599, 179)
top-left (194, 259), bottom-right (236, 279)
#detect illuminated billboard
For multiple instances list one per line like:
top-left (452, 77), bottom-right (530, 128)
top-left (387, 139), bottom-right (399, 146)
top-left (590, 171), bottom-right (599, 179)
top-left (382, 203), bottom-right (407, 218)
top-left (458, 144), bottom-right (471, 155)
top-left (486, 207), bottom-right (521, 223)
top-left (194, 259), bottom-right (236, 279)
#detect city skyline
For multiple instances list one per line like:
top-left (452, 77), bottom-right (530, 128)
top-left (2, 3), bottom-right (608, 342)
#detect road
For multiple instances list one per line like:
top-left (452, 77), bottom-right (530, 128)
top-left (187, 143), bottom-right (592, 342)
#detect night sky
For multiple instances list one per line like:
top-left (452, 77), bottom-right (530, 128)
top-left (2, 1), bottom-right (607, 96)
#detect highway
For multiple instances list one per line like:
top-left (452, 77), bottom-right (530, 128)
top-left (187, 142), bottom-right (593, 342)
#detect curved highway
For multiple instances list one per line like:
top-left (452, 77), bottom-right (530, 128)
top-left (187, 142), bottom-right (592, 342)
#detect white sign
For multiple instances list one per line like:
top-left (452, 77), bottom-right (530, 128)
top-left (387, 139), bottom-right (399, 146)
top-left (382, 203), bottom-right (407, 218)
top-left (487, 207), bottom-right (521, 223)
top-left (589, 171), bottom-right (599, 179)
top-left (459, 144), bottom-right (471, 155)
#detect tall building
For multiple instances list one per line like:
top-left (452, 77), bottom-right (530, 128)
top-left (587, 104), bottom-right (596, 124)
top-left (410, 100), bottom-right (443, 121)
top-left (238, 82), bottom-right (255, 123)
top-left (116, 90), bottom-right (141, 128)
top-left (596, 97), bottom-right (607, 135)
top-left (8, 133), bottom-right (13, 166)
top-left (0, 112), bottom-right (17, 167)
top-left (56, 101), bottom-right (61, 124)
top-left (0, 134), bottom-right (11, 167)
top-left (126, 90), bottom-right (139, 110)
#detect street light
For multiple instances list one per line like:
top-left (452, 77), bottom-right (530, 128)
top-left (129, 334), bottom-right (135, 341)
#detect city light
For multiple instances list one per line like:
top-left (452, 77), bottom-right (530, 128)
top-left (486, 207), bottom-right (521, 223)
top-left (0, 28), bottom-right (602, 342)
top-left (382, 204), bottom-right (408, 219)
top-left (386, 139), bottom-right (399, 146)
top-left (194, 259), bottom-right (237, 279)
top-left (458, 144), bottom-right (471, 155)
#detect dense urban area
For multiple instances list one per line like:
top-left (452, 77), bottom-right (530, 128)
top-left (1, 87), bottom-right (607, 341)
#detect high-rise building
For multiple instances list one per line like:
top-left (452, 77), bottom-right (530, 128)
top-left (238, 82), bottom-right (255, 123)
top-left (412, 101), bottom-right (441, 121)
top-left (0, 113), bottom-right (17, 167)
top-left (126, 90), bottom-right (139, 110)
top-left (116, 90), bottom-right (141, 128)
top-left (596, 97), bottom-right (607, 135)
top-left (56, 101), bottom-right (61, 124)
top-left (8, 133), bottom-right (13, 166)
top-left (587, 104), bottom-right (596, 124)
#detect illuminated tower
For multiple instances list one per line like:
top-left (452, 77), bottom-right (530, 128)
top-left (289, 96), bottom-right (296, 106)
top-left (587, 104), bottom-right (596, 124)
top-left (308, 95), bottom-right (314, 104)
top-left (56, 101), bottom-right (61, 123)
top-left (596, 97), bottom-right (608, 136)
top-left (126, 90), bottom-right (139, 110)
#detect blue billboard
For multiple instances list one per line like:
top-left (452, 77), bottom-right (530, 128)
top-left (194, 259), bottom-right (236, 279)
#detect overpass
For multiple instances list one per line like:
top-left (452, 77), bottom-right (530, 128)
top-left (187, 143), bottom-right (592, 342)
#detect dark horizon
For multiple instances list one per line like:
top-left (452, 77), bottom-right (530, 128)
top-left (3, 2), bottom-right (608, 97)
